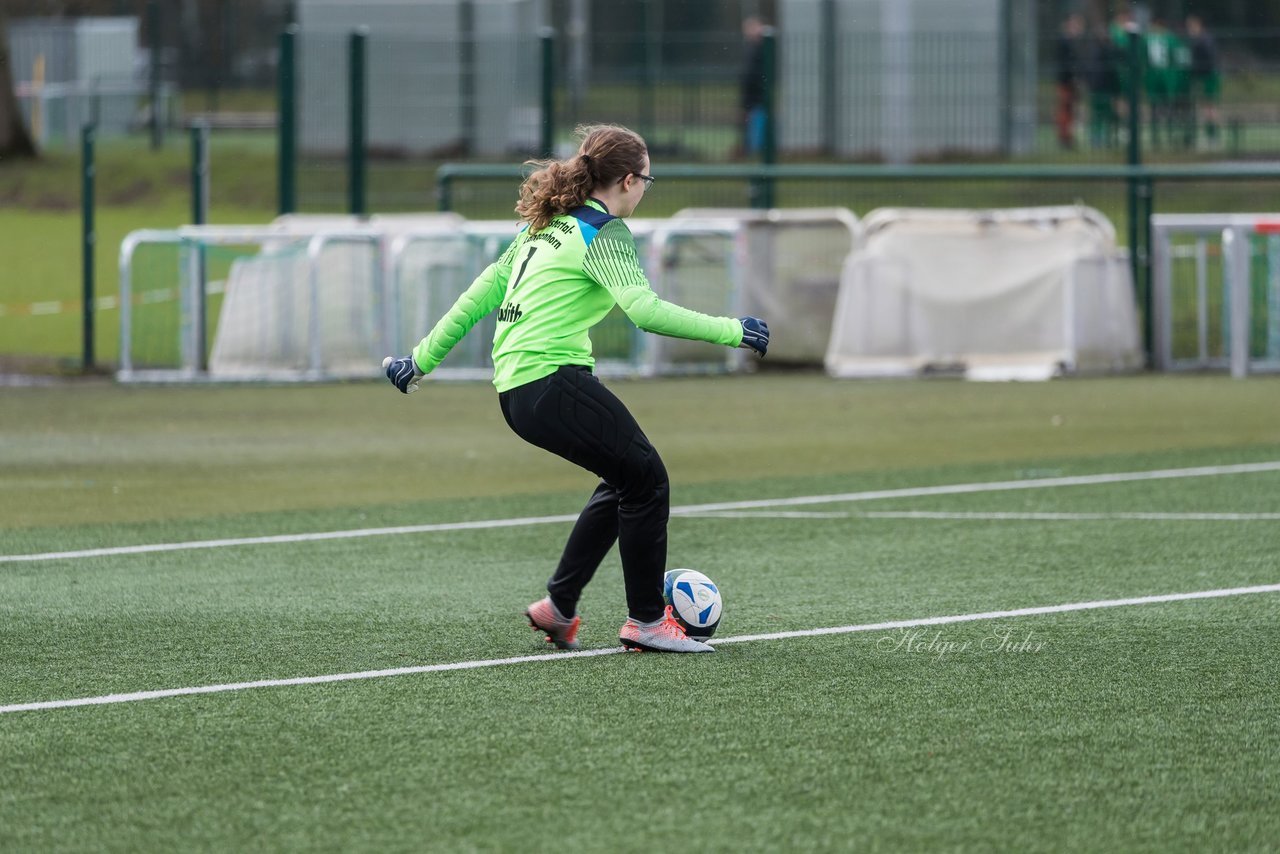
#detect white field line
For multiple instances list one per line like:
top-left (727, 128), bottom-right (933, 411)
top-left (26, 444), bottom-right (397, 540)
top-left (669, 461), bottom-right (1280, 513)
top-left (709, 583), bottom-right (1280, 645)
top-left (688, 511), bottom-right (854, 519)
top-left (0, 514), bottom-right (580, 564)
top-left (2, 582), bottom-right (1277, 716)
top-left (3, 460), bottom-right (1279, 564)
top-left (688, 510), bottom-right (1280, 521)
top-left (863, 511), bottom-right (1280, 521)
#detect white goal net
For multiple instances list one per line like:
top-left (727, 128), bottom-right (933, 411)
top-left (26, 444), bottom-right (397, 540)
top-left (673, 209), bottom-right (861, 364)
top-left (825, 206), bottom-right (1142, 380)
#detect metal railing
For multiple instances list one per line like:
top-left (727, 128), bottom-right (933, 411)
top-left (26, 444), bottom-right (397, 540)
top-left (118, 226), bottom-right (389, 381)
top-left (1151, 214), bottom-right (1280, 377)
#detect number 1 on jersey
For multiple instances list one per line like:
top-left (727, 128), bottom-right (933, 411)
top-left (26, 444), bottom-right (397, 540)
top-left (511, 246), bottom-right (537, 291)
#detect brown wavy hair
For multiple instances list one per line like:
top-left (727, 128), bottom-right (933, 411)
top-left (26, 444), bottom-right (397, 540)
top-left (515, 124), bottom-right (648, 233)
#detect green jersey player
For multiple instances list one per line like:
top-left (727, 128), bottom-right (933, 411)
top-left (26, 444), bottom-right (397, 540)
top-left (383, 125), bottom-right (770, 653)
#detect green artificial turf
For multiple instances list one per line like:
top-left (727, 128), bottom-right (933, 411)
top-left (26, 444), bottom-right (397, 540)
top-left (1, 374), bottom-right (1278, 851)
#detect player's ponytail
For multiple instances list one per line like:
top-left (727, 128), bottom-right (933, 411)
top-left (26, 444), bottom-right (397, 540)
top-left (516, 124), bottom-right (648, 233)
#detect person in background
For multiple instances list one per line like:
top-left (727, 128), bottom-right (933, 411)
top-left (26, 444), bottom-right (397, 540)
top-left (1084, 20), bottom-right (1122, 149)
top-left (1108, 9), bottom-right (1136, 129)
top-left (1170, 22), bottom-right (1195, 149)
top-left (1144, 18), bottom-right (1177, 148)
top-left (381, 124), bottom-right (770, 654)
top-left (739, 16), bottom-right (768, 158)
top-left (1055, 13), bottom-right (1086, 150)
top-left (1186, 15), bottom-right (1222, 148)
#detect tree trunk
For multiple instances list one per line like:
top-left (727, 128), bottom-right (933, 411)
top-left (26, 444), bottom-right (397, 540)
top-left (0, 13), bottom-right (39, 159)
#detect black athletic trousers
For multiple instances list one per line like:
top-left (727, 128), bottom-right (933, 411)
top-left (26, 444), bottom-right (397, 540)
top-left (498, 365), bottom-right (669, 623)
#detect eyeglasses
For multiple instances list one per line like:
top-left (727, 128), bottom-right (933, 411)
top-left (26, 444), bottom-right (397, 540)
top-left (633, 173), bottom-right (655, 190)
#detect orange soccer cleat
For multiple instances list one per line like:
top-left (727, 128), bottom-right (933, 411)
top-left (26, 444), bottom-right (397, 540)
top-left (525, 597), bottom-right (582, 650)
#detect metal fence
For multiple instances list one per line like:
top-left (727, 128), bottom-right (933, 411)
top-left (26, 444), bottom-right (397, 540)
top-left (552, 27), bottom-right (1280, 163)
top-left (274, 24), bottom-right (1280, 213)
top-left (10, 14), bottom-right (1280, 167)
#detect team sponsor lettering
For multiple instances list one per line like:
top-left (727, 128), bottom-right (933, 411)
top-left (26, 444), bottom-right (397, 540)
top-left (497, 302), bottom-right (523, 322)
top-left (529, 231), bottom-right (562, 249)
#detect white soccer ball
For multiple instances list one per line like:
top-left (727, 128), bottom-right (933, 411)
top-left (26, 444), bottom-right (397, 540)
top-left (662, 568), bottom-right (723, 640)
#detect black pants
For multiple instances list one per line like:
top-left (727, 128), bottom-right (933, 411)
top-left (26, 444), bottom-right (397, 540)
top-left (499, 365), bottom-right (669, 623)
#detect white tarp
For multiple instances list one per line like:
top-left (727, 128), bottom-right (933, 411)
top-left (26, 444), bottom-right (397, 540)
top-left (825, 206), bottom-right (1143, 380)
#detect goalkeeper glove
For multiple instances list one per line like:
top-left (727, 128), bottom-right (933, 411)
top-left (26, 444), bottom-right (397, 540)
top-left (382, 355), bottom-right (423, 394)
top-left (738, 316), bottom-right (770, 357)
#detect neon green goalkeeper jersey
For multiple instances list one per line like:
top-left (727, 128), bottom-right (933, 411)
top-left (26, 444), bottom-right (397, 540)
top-left (411, 199), bottom-right (744, 392)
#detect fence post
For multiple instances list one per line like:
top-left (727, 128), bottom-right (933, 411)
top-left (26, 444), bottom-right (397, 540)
top-left (190, 121), bottom-right (209, 226)
top-left (81, 124), bottom-right (96, 371)
top-left (540, 28), bottom-right (556, 158)
top-left (147, 0), bottom-right (163, 151)
top-left (190, 121), bottom-right (209, 372)
top-left (821, 0), bottom-right (837, 156)
top-left (997, 0), bottom-right (1013, 155)
top-left (640, 0), bottom-right (658, 143)
top-left (459, 0), bottom-right (476, 155)
top-left (278, 26), bottom-right (297, 216)
top-left (437, 172), bottom-right (453, 213)
top-left (349, 27), bottom-right (368, 217)
top-left (1124, 25), bottom-right (1146, 363)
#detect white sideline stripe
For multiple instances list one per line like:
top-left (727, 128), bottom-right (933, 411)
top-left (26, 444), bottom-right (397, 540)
top-left (2, 583), bottom-right (1277, 716)
top-left (668, 461), bottom-right (1280, 514)
top-left (862, 511), bottom-right (1280, 521)
top-left (688, 511), bottom-right (854, 519)
top-left (3, 460), bottom-right (1279, 564)
top-left (0, 648), bottom-right (624, 715)
top-left (689, 510), bottom-right (1280, 522)
top-left (709, 583), bottom-right (1280, 646)
top-left (0, 514), bottom-right (579, 563)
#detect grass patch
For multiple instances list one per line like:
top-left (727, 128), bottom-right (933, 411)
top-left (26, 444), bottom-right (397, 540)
top-left (3, 373), bottom-right (1279, 531)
